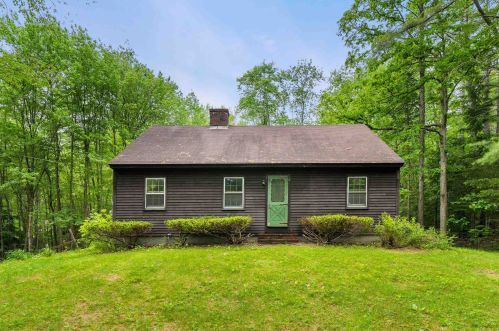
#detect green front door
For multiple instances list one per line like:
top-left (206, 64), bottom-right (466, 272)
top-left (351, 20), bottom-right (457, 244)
top-left (267, 175), bottom-right (289, 227)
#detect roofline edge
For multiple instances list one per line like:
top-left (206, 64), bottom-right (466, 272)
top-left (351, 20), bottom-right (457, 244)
top-left (109, 162), bottom-right (404, 169)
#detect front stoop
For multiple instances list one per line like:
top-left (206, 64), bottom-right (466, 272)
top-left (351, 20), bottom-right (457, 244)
top-left (257, 233), bottom-right (301, 244)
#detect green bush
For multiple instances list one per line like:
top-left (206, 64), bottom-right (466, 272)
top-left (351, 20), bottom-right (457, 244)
top-left (3, 247), bottom-right (55, 262)
top-left (5, 249), bottom-right (33, 261)
top-left (80, 210), bottom-right (152, 251)
top-left (468, 225), bottom-right (494, 248)
top-left (448, 216), bottom-right (470, 237)
top-left (299, 214), bottom-right (374, 244)
top-left (38, 247), bottom-right (55, 257)
top-left (375, 213), bottom-right (453, 249)
top-left (166, 216), bottom-right (252, 244)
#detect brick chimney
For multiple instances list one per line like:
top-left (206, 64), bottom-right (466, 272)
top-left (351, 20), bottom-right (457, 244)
top-left (209, 108), bottom-right (229, 127)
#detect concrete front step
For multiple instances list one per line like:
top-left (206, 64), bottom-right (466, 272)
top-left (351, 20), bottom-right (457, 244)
top-left (257, 233), bottom-right (301, 244)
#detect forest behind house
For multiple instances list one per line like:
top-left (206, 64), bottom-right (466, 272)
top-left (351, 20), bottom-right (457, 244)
top-left (0, 0), bottom-right (497, 256)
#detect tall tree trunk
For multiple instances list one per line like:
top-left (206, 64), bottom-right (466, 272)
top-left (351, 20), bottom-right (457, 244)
top-left (54, 130), bottom-right (62, 211)
top-left (407, 159), bottom-right (411, 218)
top-left (0, 196), bottom-right (4, 258)
top-left (417, 2), bottom-right (426, 226)
top-left (0, 167), bottom-right (5, 256)
top-left (112, 127), bottom-right (117, 155)
top-left (26, 186), bottom-right (34, 252)
top-left (83, 139), bottom-right (90, 218)
top-left (483, 68), bottom-right (491, 136)
top-left (300, 102), bottom-right (305, 125)
top-left (96, 139), bottom-right (103, 210)
top-left (418, 64), bottom-right (426, 226)
top-left (496, 85), bottom-right (499, 135)
top-left (439, 85), bottom-right (449, 233)
top-left (69, 132), bottom-right (75, 211)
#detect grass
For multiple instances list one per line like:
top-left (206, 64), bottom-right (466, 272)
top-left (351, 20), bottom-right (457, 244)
top-left (0, 246), bottom-right (498, 330)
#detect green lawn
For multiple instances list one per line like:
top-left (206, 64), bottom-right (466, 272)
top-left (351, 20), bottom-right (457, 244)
top-left (0, 246), bottom-right (498, 330)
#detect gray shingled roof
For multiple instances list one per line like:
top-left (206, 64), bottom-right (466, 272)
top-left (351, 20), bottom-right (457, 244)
top-left (109, 124), bottom-right (404, 167)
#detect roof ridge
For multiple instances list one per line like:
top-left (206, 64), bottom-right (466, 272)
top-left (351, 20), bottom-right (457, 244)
top-left (110, 123), bottom-right (404, 166)
top-left (148, 123), bottom-right (368, 128)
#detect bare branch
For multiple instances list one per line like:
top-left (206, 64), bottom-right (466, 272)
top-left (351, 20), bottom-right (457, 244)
top-left (472, 0), bottom-right (493, 25)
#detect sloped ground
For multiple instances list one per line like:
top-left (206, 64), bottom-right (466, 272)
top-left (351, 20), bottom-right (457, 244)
top-left (0, 246), bottom-right (497, 330)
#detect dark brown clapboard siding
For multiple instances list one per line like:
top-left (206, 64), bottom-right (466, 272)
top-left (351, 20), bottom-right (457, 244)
top-left (112, 167), bottom-right (400, 235)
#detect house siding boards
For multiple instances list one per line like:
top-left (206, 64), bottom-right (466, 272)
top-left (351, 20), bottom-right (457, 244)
top-left (112, 167), bottom-right (400, 235)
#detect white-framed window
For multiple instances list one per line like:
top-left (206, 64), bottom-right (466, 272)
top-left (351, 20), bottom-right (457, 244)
top-left (347, 176), bottom-right (368, 208)
top-left (145, 177), bottom-right (166, 210)
top-left (223, 177), bottom-right (244, 209)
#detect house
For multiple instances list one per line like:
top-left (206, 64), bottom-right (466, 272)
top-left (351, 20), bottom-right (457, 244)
top-left (109, 108), bottom-right (404, 241)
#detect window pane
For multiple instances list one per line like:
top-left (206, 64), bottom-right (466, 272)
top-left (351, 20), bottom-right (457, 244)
top-left (349, 177), bottom-right (366, 191)
top-left (146, 194), bottom-right (164, 208)
top-left (348, 192), bottom-right (366, 206)
top-left (147, 178), bottom-right (164, 193)
top-left (225, 178), bottom-right (243, 192)
top-left (271, 178), bottom-right (285, 202)
top-left (225, 193), bottom-right (243, 207)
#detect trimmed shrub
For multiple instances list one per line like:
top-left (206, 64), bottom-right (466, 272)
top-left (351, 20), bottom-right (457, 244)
top-left (80, 210), bottom-right (152, 251)
top-left (375, 213), bottom-right (453, 249)
top-left (299, 214), bottom-right (374, 244)
top-left (166, 216), bottom-right (252, 244)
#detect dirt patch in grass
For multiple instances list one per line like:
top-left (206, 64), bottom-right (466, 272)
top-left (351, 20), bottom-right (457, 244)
top-left (160, 322), bottom-right (177, 331)
top-left (480, 269), bottom-right (499, 279)
top-left (104, 274), bottom-right (121, 282)
top-left (63, 301), bottom-right (102, 328)
top-left (382, 247), bottom-right (423, 253)
top-left (17, 273), bottom-right (43, 282)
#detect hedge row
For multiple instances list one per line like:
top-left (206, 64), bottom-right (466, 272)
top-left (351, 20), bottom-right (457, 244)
top-left (81, 211), bottom-right (452, 250)
top-left (166, 216), bottom-right (252, 244)
top-left (80, 211), bottom-right (152, 251)
top-left (299, 214), bottom-right (374, 244)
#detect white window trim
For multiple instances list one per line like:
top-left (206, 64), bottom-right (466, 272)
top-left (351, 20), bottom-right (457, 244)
top-left (145, 177), bottom-right (166, 210)
top-left (223, 177), bottom-right (245, 210)
top-left (347, 176), bottom-right (368, 208)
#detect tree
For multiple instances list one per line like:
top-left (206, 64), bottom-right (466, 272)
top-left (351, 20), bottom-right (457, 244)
top-left (284, 59), bottom-right (324, 124)
top-left (329, 0), bottom-right (497, 233)
top-left (0, 0), bottom-right (209, 253)
top-left (183, 92), bottom-right (208, 125)
top-left (319, 0), bottom-right (497, 236)
top-left (237, 62), bottom-right (288, 125)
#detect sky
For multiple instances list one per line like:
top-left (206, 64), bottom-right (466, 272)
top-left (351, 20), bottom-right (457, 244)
top-left (51, 0), bottom-right (352, 109)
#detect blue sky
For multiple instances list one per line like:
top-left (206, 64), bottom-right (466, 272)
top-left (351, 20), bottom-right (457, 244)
top-left (52, 0), bottom-right (352, 108)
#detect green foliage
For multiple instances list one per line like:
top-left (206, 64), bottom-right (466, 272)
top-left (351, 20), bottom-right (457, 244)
top-left (237, 61), bottom-right (288, 125)
top-left (236, 59), bottom-right (324, 125)
top-left (5, 249), bottom-right (33, 261)
top-left (375, 214), bottom-right (452, 249)
top-left (80, 210), bottom-right (152, 251)
top-left (2, 247), bottom-right (55, 261)
top-left (321, 0), bottom-right (499, 234)
top-left (283, 59), bottom-right (324, 124)
top-left (299, 214), bottom-right (373, 244)
top-left (448, 216), bottom-right (470, 237)
top-left (0, 1), bottom-right (207, 253)
top-left (166, 216), bottom-right (252, 244)
top-left (37, 247), bottom-right (55, 257)
top-left (476, 140), bottom-right (499, 165)
top-left (468, 226), bottom-right (495, 248)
